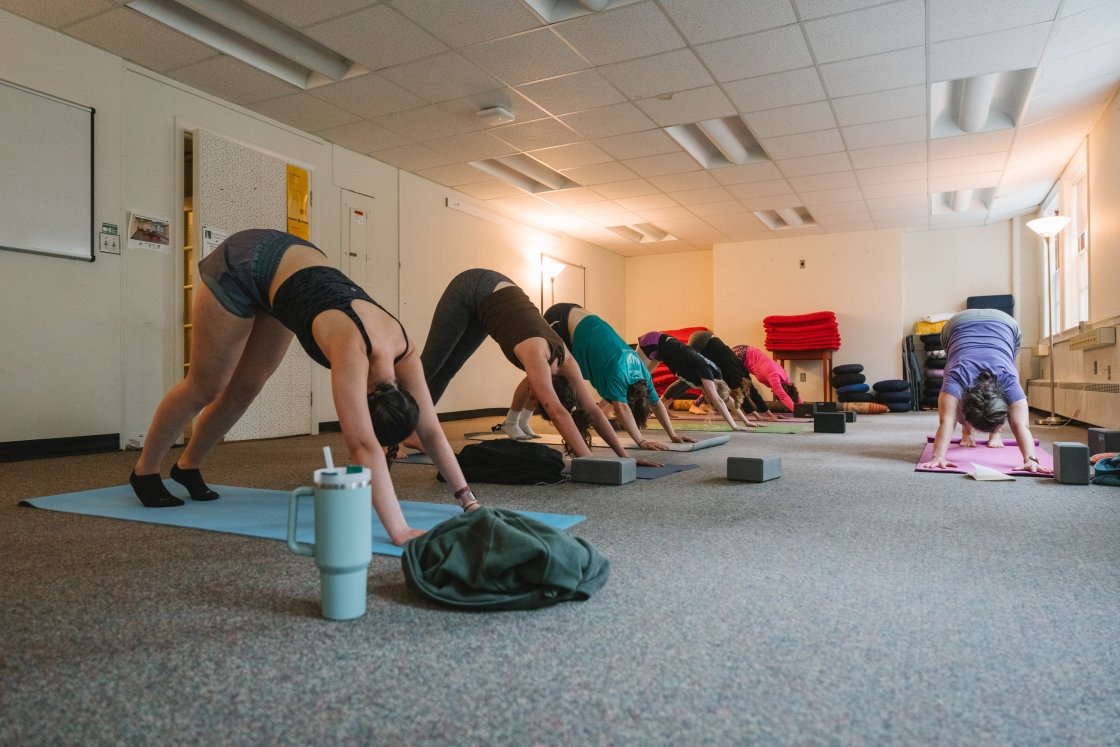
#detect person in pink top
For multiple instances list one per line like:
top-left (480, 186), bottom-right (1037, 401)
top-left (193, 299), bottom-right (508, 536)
top-left (736, 344), bottom-right (802, 411)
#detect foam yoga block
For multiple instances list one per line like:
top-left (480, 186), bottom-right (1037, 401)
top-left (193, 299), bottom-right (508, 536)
top-left (843, 410), bottom-right (857, 423)
top-left (727, 456), bottom-right (782, 483)
top-left (794, 403), bottom-right (817, 418)
top-left (815, 402), bottom-right (838, 412)
top-left (1088, 428), bottom-right (1120, 455)
top-left (571, 457), bottom-right (636, 485)
top-left (814, 412), bottom-right (846, 433)
top-left (873, 379), bottom-right (910, 393)
top-left (832, 364), bottom-right (864, 375)
top-left (831, 373), bottom-right (866, 387)
top-left (1053, 442), bottom-right (1090, 485)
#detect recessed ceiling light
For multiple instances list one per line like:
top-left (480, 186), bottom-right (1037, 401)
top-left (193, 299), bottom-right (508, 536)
top-left (930, 68), bottom-right (1035, 139)
top-left (607, 222), bottom-right (674, 243)
top-left (476, 106), bottom-right (515, 126)
top-left (665, 116), bottom-right (769, 170)
top-left (469, 154), bottom-right (579, 194)
top-left (930, 188), bottom-right (995, 215)
top-left (521, 0), bottom-right (643, 23)
top-left (753, 207), bottom-right (815, 230)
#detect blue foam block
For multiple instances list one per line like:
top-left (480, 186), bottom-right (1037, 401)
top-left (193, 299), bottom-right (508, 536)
top-left (19, 482), bottom-right (585, 558)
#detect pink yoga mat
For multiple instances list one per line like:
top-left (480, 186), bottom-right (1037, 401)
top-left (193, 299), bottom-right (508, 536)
top-left (915, 436), bottom-right (1053, 476)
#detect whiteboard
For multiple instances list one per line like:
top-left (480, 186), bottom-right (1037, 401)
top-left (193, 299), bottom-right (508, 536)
top-left (0, 79), bottom-right (94, 261)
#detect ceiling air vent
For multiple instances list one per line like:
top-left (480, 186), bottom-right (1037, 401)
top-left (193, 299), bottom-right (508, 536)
top-left (665, 116), bottom-right (768, 170)
top-left (522, 0), bottom-right (642, 23)
top-left (753, 207), bottom-right (815, 230)
top-left (607, 223), bottom-right (676, 243)
top-left (469, 155), bottom-right (579, 194)
top-left (930, 188), bottom-right (995, 215)
top-left (930, 68), bottom-right (1035, 139)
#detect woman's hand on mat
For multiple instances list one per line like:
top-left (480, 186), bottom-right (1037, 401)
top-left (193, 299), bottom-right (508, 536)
top-left (639, 439), bottom-right (669, 451)
top-left (392, 527), bottom-right (427, 545)
top-left (635, 457), bottom-right (664, 468)
top-left (1016, 459), bottom-right (1051, 474)
top-left (670, 434), bottom-right (697, 444)
top-left (920, 457), bottom-right (958, 470)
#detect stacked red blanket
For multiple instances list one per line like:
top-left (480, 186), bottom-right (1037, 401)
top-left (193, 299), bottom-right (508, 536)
top-left (763, 312), bottom-right (840, 351)
top-left (648, 326), bottom-right (707, 397)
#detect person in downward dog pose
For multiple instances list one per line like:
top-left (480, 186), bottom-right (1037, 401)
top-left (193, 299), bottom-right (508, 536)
top-left (415, 269), bottom-right (663, 466)
top-left (636, 331), bottom-right (754, 430)
top-left (683, 331), bottom-right (780, 422)
top-left (920, 309), bottom-right (1049, 473)
top-left (129, 229), bottom-right (478, 544)
top-left (688, 336), bottom-right (801, 413)
top-left (544, 304), bottom-right (694, 451)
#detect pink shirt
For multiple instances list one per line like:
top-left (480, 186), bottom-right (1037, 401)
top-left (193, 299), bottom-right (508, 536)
top-left (740, 345), bottom-right (799, 410)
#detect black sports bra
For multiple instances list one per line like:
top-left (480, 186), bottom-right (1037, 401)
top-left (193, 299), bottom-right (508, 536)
top-left (270, 266), bottom-right (408, 369)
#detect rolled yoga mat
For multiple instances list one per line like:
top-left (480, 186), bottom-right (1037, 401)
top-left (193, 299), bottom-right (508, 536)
top-left (649, 421), bottom-right (804, 434)
top-left (914, 437), bottom-right (1053, 476)
top-left (464, 432), bottom-right (731, 452)
top-left (19, 483), bottom-right (584, 558)
top-left (561, 463), bottom-right (699, 480)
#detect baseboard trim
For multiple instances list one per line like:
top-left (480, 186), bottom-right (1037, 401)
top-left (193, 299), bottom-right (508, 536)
top-left (0, 433), bottom-right (120, 462)
top-left (438, 408), bottom-right (506, 422)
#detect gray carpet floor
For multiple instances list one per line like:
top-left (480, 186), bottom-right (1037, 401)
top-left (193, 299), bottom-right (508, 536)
top-left (2, 412), bottom-right (1118, 746)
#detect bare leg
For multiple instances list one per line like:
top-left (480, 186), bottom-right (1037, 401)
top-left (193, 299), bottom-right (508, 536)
top-left (960, 422), bottom-right (976, 448)
top-left (510, 377), bottom-right (532, 411)
top-left (987, 426), bottom-right (1004, 448)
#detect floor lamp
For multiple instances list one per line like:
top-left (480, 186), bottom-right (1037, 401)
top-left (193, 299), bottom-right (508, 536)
top-left (541, 259), bottom-right (565, 306)
top-left (1026, 215), bottom-right (1071, 427)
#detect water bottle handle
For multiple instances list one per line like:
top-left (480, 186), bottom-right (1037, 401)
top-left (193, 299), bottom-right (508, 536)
top-left (287, 486), bottom-right (315, 556)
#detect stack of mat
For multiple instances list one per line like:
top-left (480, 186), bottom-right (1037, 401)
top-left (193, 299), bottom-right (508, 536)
top-left (832, 363), bottom-right (871, 402)
top-left (763, 311), bottom-right (840, 351)
top-left (873, 380), bottom-right (911, 412)
top-left (967, 293), bottom-right (1014, 317)
top-left (649, 326), bottom-right (708, 398)
top-left (921, 332), bottom-right (944, 409)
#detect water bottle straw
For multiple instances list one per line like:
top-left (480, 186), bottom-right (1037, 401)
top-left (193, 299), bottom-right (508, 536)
top-left (323, 446), bottom-right (335, 471)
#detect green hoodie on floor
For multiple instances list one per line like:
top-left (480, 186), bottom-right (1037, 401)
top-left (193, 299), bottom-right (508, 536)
top-left (401, 508), bottom-right (610, 611)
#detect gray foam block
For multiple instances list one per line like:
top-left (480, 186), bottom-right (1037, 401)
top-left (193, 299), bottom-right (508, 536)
top-left (571, 457), bottom-right (636, 485)
top-left (1088, 428), bottom-right (1120, 456)
top-left (794, 403), bottom-right (817, 418)
top-left (727, 456), bottom-right (782, 483)
top-left (813, 411), bottom-right (846, 433)
top-left (843, 410), bottom-right (856, 423)
top-left (1053, 442), bottom-right (1090, 485)
top-left (815, 402), bottom-right (838, 412)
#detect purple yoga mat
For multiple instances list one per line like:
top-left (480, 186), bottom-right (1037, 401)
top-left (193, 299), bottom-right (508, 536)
top-left (915, 436), bottom-right (1053, 476)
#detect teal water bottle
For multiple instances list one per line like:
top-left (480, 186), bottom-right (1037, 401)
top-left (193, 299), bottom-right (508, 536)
top-left (287, 461), bottom-right (372, 621)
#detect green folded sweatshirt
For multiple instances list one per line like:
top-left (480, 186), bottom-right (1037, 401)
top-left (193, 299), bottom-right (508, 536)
top-left (401, 507), bottom-right (610, 611)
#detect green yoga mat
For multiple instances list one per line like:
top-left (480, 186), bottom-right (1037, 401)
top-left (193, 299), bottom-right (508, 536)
top-left (649, 421), bottom-right (804, 434)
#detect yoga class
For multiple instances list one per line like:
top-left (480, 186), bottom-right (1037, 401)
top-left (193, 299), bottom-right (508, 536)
top-left (3, 1), bottom-right (1120, 744)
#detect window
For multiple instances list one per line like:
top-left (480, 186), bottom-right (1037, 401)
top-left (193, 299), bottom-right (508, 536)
top-left (1074, 172), bottom-right (1090, 324)
top-left (1056, 142), bottom-right (1089, 332)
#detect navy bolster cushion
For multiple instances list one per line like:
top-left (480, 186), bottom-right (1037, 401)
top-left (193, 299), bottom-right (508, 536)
top-left (831, 372), bottom-right (866, 387)
top-left (875, 391), bottom-right (913, 403)
top-left (836, 382), bottom-right (870, 394)
top-left (886, 402), bottom-right (912, 412)
top-left (920, 396), bottom-right (940, 408)
top-left (832, 363), bottom-right (864, 375)
top-left (967, 294), bottom-right (1014, 311)
top-left (838, 392), bottom-right (874, 402)
top-left (919, 333), bottom-right (942, 345)
top-left (873, 379), bottom-right (910, 393)
top-left (924, 376), bottom-right (944, 386)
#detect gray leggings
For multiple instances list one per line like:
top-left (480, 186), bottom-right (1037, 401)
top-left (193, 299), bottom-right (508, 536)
top-left (420, 269), bottom-right (512, 404)
top-left (942, 308), bottom-right (1022, 356)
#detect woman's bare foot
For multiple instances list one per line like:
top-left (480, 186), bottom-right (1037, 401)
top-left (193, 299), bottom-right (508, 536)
top-left (401, 433), bottom-right (425, 453)
top-left (960, 434), bottom-right (976, 448)
top-left (987, 433), bottom-right (1004, 448)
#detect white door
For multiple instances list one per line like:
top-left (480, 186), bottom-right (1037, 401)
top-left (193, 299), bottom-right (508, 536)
top-left (342, 191), bottom-right (374, 289)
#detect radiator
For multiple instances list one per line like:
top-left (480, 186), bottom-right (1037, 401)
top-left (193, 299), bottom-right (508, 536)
top-left (1026, 379), bottom-right (1120, 428)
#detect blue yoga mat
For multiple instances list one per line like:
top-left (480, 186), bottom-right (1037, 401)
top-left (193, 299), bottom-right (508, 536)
top-left (18, 482), bottom-right (585, 558)
top-left (560, 463), bottom-right (699, 480)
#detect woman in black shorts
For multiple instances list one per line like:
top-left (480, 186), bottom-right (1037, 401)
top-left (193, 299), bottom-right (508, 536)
top-left (129, 229), bottom-right (477, 545)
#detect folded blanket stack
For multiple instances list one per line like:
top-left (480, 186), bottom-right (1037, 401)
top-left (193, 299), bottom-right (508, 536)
top-left (920, 332), bottom-right (944, 409)
top-left (763, 311), bottom-right (840, 351)
top-left (832, 363), bottom-right (871, 403)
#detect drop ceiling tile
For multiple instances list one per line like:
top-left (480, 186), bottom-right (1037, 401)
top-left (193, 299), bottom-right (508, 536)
top-left (847, 141), bottom-right (927, 168)
top-left (928, 129), bottom-right (1015, 159)
top-left (928, 172), bottom-right (1002, 192)
top-left (592, 129), bottom-right (680, 160)
top-left (722, 67), bottom-right (827, 113)
top-left (567, 200), bottom-right (626, 217)
top-left (788, 170), bottom-right (858, 191)
top-left (726, 179), bottom-right (795, 199)
top-left (528, 141), bottom-right (613, 169)
top-left (634, 86), bottom-right (737, 127)
top-left (390, 0), bottom-right (542, 48)
top-left (1050, 0), bottom-right (1120, 59)
top-left (1017, 100), bottom-right (1105, 147)
top-left (743, 101), bottom-right (836, 139)
top-left (555, 2), bottom-right (684, 66)
top-left (696, 25), bottom-right (814, 82)
top-left (379, 52), bottom-right (501, 104)
top-left (637, 206), bottom-right (702, 222)
top-left (591, 211), bottom-right (645, 226)
top-left (563, 161), bottom-right (640, 185)
top-left (820, 221), bottom-right (877, 233)
top-left (1023, 72), bottom-right (1119, 124)
top-left (1063, 0), bottom-right (1113, 16)
top-left (795, 0), bottom-right (897, 20)
top-left (414, 162), bottom-right (495, 187)
top-left (463, 28), bottom-right (588, 86)
top-left (373, 104), bottom-right (478, 141)
top-left (711, 161), bottom-right (785, 184)
top-left (424, 130), bottom-right (517, 160)
top-left (928, 152), bottom-right (1008, 178)
top-left (516, 71), bottom-right (626, 116)
top-left (8, 0), bottom-right (113, 29)
top-left (930, 22), bottom-right (1052, 81)
top-left (491, 118), bottom-right (583, 150)
top-left (773, 152), bottom-right (853, 177)
top-left (654, 217), bottom-right (716, 232)
top-left (647, 171), bottom-right (719, 191)
top-left (865, 193), bottom-right (928, 210)
top-left (615, 194), bottom-right (681, 212)
top-left (251, 93), bottom-right (361, 132)
top-left (870, 205), bottom-right (929, 220)
top-left (599, 49), bottom-right (714, 99)
top-left (488, 194), bottom-right (554, 212)
top-left (806, 199), bottom-right (868, 215)
top-left (591, 179), bottom-right (660, 199)
top-left (1033, 39), bottom-right (1120, 95)
top-left (539, 187), bottom-right (604, 206)
top-left (831, 85), bottom-right (926, 127)
top-left (371, 143), bottom-right (458, 171)
top-left (660, 0), bottom-right (795, 44)
top-left (65, 8), bottom-right (216, 72)
top-left (559, 103), bottom-right (658, 139)
top-left (438, 89), bottom-right (549, 130)
top-left (758, 128), bottom-right (845, 159)
top-left (169, 55), bottom-right (300, 105)
top-left (740, 194), bottom-right (803, 210)
top-left (876, 217), bottom-right (928, 228)
top-left (622, 152), bottom-right (702, 177)
top-left (688, 200), bottom-right (749, 217)
top-left (855, 161), bottom-right (927, 184)
top-left (243, 0), bottom-right (374, 28)
top-left (818, 46), bottom-right (926, 98)
top-left (797, 186), bottom-right (864, 204)
top-left (930, 0), bottom-right (1062, 43)
top-left (842, 116), bottom-right (927, 149)
top-left (669, 187), bottom-right (734, 205)
top-left (455, 179), bottom-right (527, 199)
top-left (813, 210), bottom-right (874, 224)
top-left (318, 120), bottom-right (411, 153)
top-left (306, 5), bottom-right (446, 71)
top-left (804, 0), bottom-right (925, 64)
top-left (860, 179), bottom-right (927, 197)
top-left (309, 73), bottom-right (428, 119)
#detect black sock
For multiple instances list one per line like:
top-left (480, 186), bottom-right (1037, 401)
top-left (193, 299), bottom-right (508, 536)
top-left (130, 471), bottom-right (184, 508)
top-left (170, 462), bottom-right (219, 501)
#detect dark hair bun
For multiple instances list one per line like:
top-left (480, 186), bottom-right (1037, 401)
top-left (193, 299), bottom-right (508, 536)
top-left (367, 382), bottom-right (420, 447)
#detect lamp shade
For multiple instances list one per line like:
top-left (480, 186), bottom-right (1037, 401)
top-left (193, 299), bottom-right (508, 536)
top-left (541, 260), bottom-right (565, 279)
top-left (1026, 215), bottom-right (1071, 237)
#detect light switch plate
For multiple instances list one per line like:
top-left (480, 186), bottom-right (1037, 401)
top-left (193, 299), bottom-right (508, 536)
top-left (99, 232), bottom-right (120, 254)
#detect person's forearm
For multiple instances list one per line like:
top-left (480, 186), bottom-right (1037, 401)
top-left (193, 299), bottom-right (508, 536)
top-left (702, 379), bottom-right (739, 428)
top-left (551, 408), bottom-right (594, 459)
top-left (612, 402), bottom-right (645, 446)
top-left (416, 419), bottom-right (467, 492)
top-left (1008, 416), bottom-right (1037, 463)
top-left (771, 376), bottom-right (795, 409)
top-left (736, 408), bottom-right (754, 427)
top-left (587, 403), bottom-right (630, 457)
top-left (652, 400), bottom-right (680, 439)
top-left (353, 447), bottom-right (411, 542)
top-left (931, 417), bottom-right (956, 460)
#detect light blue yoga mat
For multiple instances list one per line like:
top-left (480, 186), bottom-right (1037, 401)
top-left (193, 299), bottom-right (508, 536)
top-left (18, 482), bottom-right (585, 558)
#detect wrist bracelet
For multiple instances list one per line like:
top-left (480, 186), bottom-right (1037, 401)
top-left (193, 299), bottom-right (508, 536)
top-left (454, 486), bottom-right (472, 499)
top-left (1027, 455), bottom-right (1039, 463)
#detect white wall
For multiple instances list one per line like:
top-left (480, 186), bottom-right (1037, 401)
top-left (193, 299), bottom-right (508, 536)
top-left (624, 250), bottom-right (713, 341)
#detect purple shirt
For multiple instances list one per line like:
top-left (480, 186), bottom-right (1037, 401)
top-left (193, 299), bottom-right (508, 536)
top-left (942, 319), bottom-right (1025, 406)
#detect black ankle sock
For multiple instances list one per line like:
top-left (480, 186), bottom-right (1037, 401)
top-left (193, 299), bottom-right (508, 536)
top-left (170, 462), bottom-right (219, 501)
top-left (129, 471), bottom-right (184, 508)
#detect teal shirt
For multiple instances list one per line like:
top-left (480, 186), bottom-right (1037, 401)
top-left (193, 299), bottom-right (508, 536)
top-left (571, 315), bottom-right (658, 404)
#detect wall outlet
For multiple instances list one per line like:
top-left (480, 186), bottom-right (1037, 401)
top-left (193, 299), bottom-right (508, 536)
top-left (799, 259), bottom-right (805, 269)
top-left (800, 373), bottom-right (806, 382)
top-left (99, 232), bottom-right (120, 254)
